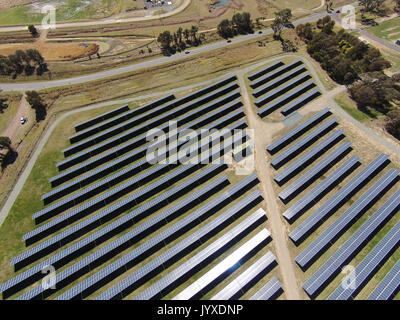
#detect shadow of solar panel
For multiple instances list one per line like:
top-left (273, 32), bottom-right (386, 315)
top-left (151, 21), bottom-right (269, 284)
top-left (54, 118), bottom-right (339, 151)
top-left (327, 221), bottom-right (400, 300)
top-left (295, 168), bottom-right (399, 271)
top-left (289, 154), bottom-right (390, 245)
top-left (131, 207), bottom-right (267, 301)
top-left (278, 142), bottom-right (352, 204)
top-left (368, 260), bottom-right (400, 300)
top-left (303, 189), bottom-right (400, 299)
top-left (172, 229), bottom-right (271, 300)
top-left (210, 251), bottom-right (276, 300)
top-left (266, 108), bottom-right (331, 155)
top-left (283, 156), bottom-right (360, 223)
top-left (74, 105), bottom-right (130, 132)
top-left (250, 60), bottom-right (303, 89)
top-left (248, 61), bottom-right (285, 81)
top-left (274, 130), bottom-right (345, 186)
top-left (271, 118), bottom-right (338, 170)
top-left (249, 277), bottom-right (283, 300)
top-left (70, 95), bottom-right (175, 143)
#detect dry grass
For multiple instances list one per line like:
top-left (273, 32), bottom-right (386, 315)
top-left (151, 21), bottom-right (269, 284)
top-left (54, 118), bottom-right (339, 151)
top-left (0, 42), bottom-right (99, 61)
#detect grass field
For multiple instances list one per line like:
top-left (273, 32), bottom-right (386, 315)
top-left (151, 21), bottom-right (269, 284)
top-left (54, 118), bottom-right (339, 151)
top-left (368, 17), bottom-right (400, 42)
top-left (334, 92), bottom-right (372, 122)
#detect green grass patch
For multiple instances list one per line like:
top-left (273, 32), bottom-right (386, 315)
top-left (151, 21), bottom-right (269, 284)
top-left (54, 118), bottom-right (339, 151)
top-left (334, 93), bottom-right (372, 122)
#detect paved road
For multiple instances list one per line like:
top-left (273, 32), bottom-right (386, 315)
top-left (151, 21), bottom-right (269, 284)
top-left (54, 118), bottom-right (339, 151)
top-left (0, 11), bottom-right (332, 92)
top-left (0, 0), bottom-right (192, 33)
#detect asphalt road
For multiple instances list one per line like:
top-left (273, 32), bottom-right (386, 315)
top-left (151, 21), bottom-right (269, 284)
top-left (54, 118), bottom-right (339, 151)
top-left (0, 11), bottom-right (331, 92)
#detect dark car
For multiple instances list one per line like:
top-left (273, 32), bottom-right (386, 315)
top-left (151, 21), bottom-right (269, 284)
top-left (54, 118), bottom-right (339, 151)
top-left (258, 30), bottom-right (263, 34)
top-left (227, 39), bottom-right (232, 43)
top-left (185, 51), bottom-right (190, 54)
top-left (336, 9), bottom-right (341, 13)
top-left (284, 23), bottom-right (295, 29)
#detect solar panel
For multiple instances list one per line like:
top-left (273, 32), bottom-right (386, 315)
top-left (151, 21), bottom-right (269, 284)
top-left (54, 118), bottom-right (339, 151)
top-left (368, 260), bottom-right (400, 300)
top-left (283, 156), bottom-right (360, 223)
top-left (70, 95), bottom-right (175, 143)
top-left (249, 277), bottom-right (283, 300)
top-left (278, 142), bottom-right (352, 204)
top-left (253, 72), bottom-right (311, 99)
top-left (58, 84), bottom-right (239, 169)
top-left (274, 130), bottom-right (345, 186)
top-left (328, 221), bottom-right (400, 300)
top-left (267, 108), bottom-right (331, 155)
top-left (62, 87), bottom-right (240, 158)
top-left (303, 188), bottom-right (400, 298)
top-left (74, 105), bottom-right (130, 132)
top-left (295, 168), bottom-right (399, 270)
top-left (281, 88), bottom-right (321, 116)
top-left (271, 118), bottom-right (338, 170)
top-left (289, 154), bottom-right (390, 244)
top-left (251, 66), bottom-right (307, 96)
top-left (172, 228), bottom-right (270, 300)
top-left (47, 97), bottom-right (243, 190)
top-left (210, 251), bottom-right (276, 300)
top-left (250, 60), bottom-right (303, 89)
top-left (248, 61), bottom-right (285, 81)
top-left (131, 208), bottom-right (267, 301)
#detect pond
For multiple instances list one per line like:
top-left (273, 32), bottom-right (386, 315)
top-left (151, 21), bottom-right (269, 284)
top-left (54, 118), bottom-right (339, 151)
top-left (211, 0), bottom-right (231, 8)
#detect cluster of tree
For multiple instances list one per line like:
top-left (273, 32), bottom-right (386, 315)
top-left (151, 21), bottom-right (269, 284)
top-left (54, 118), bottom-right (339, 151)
top-left (296, 16), bottom-right (391, 83)
top-left (0, 98), bottom-right (8, 113)
top-left (0, 49), bottom-right (48, 79)
top-left (157, 26), bottom-right (203, 56)
top-left (348, 72), bottom-right (400, 113)
top-left (28, 25), bottom-right (38, 37)
top-left (326, 0), bottom-right (334, 12)
top-left (217, 12), bottom-right (254, 39)
top-left (271, 9), bottom-right (293, 39)
top-left (26, 91), bottom-right (47, 122)
top-left (385, 109), bottom-right (400, 139)
top-left (0, 136), bottom-right (12, 169)
top-left (359, 0), bottom-right (386, 14)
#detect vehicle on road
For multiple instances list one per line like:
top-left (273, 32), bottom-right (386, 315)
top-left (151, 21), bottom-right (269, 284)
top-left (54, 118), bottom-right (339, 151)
top-left (336, 10), bottom-right (341, 13)
top-left (284, 23), bottom-right (295, 29)
top-left (258, 30), bottom-right (263, 34)
top-left (20, 117), bottom-right (27, 125)
top-left (185, 51), bottom-right (190, 54)
top-left (396, 39), bottom-right (400, 46)
top-left (227, 39), bottom-right (232, 43)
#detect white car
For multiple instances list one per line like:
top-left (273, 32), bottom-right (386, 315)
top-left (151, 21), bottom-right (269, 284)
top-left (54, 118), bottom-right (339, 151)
top-left (20, 117), bottom-right (27, 125)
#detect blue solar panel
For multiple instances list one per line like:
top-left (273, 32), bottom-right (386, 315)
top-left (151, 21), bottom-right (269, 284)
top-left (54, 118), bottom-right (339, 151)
top-left (281, 88), bottom-right (321, 116)
top-left (210, 251), bottom-right (276, 300)
top-left (303, 188), bottom-right (400, 298)
top-left (283, 156), bottom-right (360, 222)
top-left (289, 154), bottom-right (390, 244)
top-left (368, 260), bottom-right (400, 300)
top-left (267, 108), bottom-right (331, 155)
top-left (295, 168), bottom-right (399, 270)
top-left (278, 142), bottom-right (352, 203)
top-left (248, 61), bottom-right (285, 81)
top-left (271, 118), bottom-right (338, 170)
top-left (249, 277), bottom-right (282, 300)
top-left (274, 130), bottom-right (345, 186)
top-left (328, 221), bottom-right (400, 300)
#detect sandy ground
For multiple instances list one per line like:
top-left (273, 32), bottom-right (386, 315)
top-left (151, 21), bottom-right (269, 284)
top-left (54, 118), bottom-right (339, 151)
top-left (0, 0), bottom-right (30, 9)
top-left (237, 73), bottom-right (303, 300)
top-left (1, 94), bottom-right (32, 148)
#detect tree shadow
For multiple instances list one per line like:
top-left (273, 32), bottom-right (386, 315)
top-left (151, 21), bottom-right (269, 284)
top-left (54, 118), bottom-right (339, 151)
top-left (1, 150), bottom-right (18, 171)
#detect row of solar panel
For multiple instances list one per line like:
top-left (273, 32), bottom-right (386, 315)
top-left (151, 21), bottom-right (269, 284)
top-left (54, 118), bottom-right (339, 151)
top-left (42, 97), bottom-right (244, 204)
top-left (59, 83), bottom-right (240, 166)
top-left (295, 167), bottom-right (399, 271)
top-left (247, 61), bottom-right (284, 82)
top-left (249, 277), bottom-right (283, 300)
top-left (17, 179), bottom-right (263, 300)
top-left (25, 128), bottom-right (249, 245)
top-left (172, 228), bottom-right (271, 300)
top-left (70, 94), bottom-right (175, 143)
top-left (303, 189), bottom-right (400, 298)
top-left (1, 165), bottom-right (229, 298)
top-left (289, 154), bottom-right (390, 245)
top-left (73, 75), bottom-right (237, 134)
top-left (63, 83), bottom-right (240, 157)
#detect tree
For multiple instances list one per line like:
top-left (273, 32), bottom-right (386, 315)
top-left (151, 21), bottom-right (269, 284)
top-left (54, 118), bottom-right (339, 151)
top-left (157, 31), bottom-right (173, 55)
top-left (28, 25), bottom-right (38, 37)
top-left (359, 0), bottom-right (385, 13)
top-left (26, 91), bottom-right (47, 121)
top-left (272, 9), bottom-right (292, 39)
top-left (385, 110), bottom-right (400, 139)
top-left (0, 136), bottom-right (11, 150)
top-left (217, 19), bottom-right (233, 39)
top-left (282, 39), bottom-right (297, 52)
top-left (190, 25), bottom-right (199, 45)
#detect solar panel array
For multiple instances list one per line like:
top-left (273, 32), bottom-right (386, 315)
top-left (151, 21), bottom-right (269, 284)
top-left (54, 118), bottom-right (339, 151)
top-left (249, 277), bottom-right (283, 300)
top-left (368, 260), bottom-right (400, 300)
top-left (248, 60), bottom-right (321, 118)
top-left (265, 106), bottom-right (400, 300)
top-left (1, 76), bottom-right (283, 301)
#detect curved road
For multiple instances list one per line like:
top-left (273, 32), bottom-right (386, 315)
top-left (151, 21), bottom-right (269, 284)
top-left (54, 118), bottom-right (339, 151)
top-left (0, 11), bottom-right (331, 92)
top-left (0, 0), bottom-right (192, 33)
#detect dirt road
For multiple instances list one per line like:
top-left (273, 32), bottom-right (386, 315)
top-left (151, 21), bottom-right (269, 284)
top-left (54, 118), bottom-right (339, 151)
top-left (237, 73), bottom-right (302, 300)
